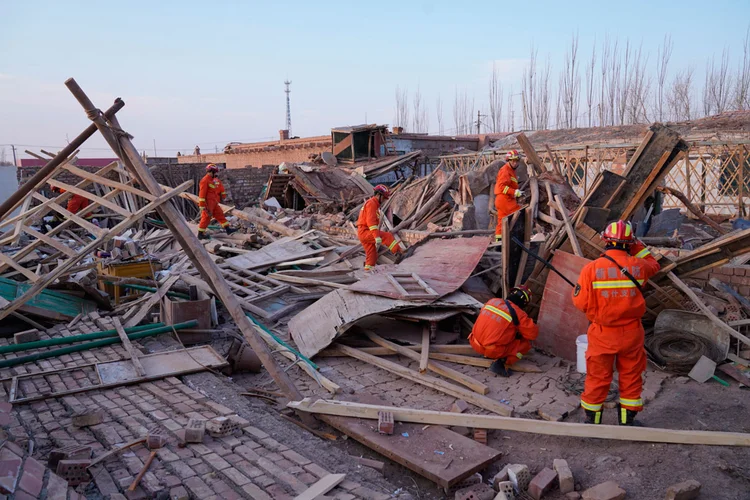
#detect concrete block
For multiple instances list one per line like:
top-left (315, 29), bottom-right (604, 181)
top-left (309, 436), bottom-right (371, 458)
top-left (147, 433), bottom-right (167, 449)
top-left (205, 416), bottom-right (238, 437)
top-left (377, 411), bottom-right (394, 435)
top-left (71, 410), bottom-right (102, 428)
top-left (451, 400), bottom-right (469, 413)
top-left (56, 459), bottom-right (92, 486)
top-left (581, 481), bottom-right (625, 500)
top-left (454, 483), bottom-right (495, 500)
top-left (185, 418), bottom-right (205, 443)
top-left (495, 481), bottom-right (516, 500)
top-left (48, 445), bottom-right (92, 470)
top-left (553, 458), bottom-right (575, 493)
top-left (528, 467), bottom-right (557, 499)
top-left (473, 429), bottom-right (487, 445)
top-left (507, 464), bottom-right (531, 493)
top-left (665, 480), bottom-right (701, 500)
top-left (13, 329), bottom-right (40, 344)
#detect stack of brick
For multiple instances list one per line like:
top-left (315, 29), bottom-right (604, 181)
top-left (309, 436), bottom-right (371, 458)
top-left (0, 439), bottom-right (80, 499)
top-left (688, 265), bottom-right (750, 296)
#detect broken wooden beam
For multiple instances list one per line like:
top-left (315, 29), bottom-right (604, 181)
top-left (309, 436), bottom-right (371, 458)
top-left (289, 399), bottom-right (750, 447)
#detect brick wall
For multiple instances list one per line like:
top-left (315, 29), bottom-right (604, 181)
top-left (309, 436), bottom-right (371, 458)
top-left (177, 136), bottom-right (332, 169)
top-left (689, 265), bottom-right (750, 296)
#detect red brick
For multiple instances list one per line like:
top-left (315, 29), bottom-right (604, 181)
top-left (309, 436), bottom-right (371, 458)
top-left (528, 467), bottom-right (557, 500)
top-left (473, 429), bottom-right (487, 445)
top-left (377, 411), bottom-right (394, 435)
top-left (0, 458), bottom-right (22, 494)
top-left (451, 400), bottom-right (469, 413)
top-left (665, 479), bottom-right (701, 500)
top-left (56, 459), bottom-right (91, 486)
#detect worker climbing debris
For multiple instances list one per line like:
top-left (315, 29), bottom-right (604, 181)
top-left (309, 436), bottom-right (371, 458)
top-left (468, 285), bottom-right (539, 377)
top-left (493, 149), bottom-right (524, 242)
top-left (197, 163), bottom-right (237, 239)
top-left (357, 184), bottom-right (405, 271)
top-left (572, 220), bottom-right (661, 426)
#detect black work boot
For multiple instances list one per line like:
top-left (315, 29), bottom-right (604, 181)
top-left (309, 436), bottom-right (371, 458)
top-left (489, 359), bottom-right (512, 377)
top-left (618, 405), bottom-right (643, 427)
top-left (197, 231), bottom-right (209, 240)
top-left (584, 409), bottom-right (603, 424)
top-left (225, 226), bottom-right (237, 235)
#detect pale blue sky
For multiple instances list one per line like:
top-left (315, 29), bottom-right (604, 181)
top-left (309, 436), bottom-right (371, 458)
top-left (1, 0), bottom-right (748, 159)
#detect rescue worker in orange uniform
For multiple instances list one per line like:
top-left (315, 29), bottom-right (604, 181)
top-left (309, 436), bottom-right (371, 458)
top-left (50, 186), bottom-right (91, 215)
top-left (572, 220), bottom-right (661, 426)
top-left (493, 150), bottom-right (524, 242)
top-left (469, 285), bottom-right (538, 377)
top-left (357, 184), bottom-right (405, 271)
top-left (198, 164), bottom-right (236, 239)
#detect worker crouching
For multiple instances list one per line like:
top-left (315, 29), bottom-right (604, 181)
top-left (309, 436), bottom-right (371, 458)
top-left (198, 164), bottom-right (237, 240)
top-left (357, 184), bottom-right (405, 271)
top-left (572, 220), bottom-right (661, 426)
top-left (469, 286), bottom-right (538, 377)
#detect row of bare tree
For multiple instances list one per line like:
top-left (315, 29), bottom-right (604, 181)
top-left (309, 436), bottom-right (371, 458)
top-left (394, 28), bottom-right (750, 134)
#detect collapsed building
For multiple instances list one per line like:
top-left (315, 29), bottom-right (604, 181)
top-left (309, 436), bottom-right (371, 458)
top-left (1, 81), bottom-right (750, 500)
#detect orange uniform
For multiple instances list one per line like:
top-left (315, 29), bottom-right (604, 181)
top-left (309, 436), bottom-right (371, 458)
top-left (198, 173), bottom-right (229, 232)
top-left (357, 196), bottom-right (404, 270)
top-left (494, 162), bottom-right (521, 240)
top-left (67, 194), bottom-right (91, 215)
top-left (469, 298), bottom-right (538, 365)
top-left (572, 242), bottom-right (660, 413)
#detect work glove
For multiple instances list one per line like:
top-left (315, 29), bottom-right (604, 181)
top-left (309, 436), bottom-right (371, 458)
top-left (514, 189), bottom-right (524, 198)
top-left (375, 237), bottom-right (382, 248)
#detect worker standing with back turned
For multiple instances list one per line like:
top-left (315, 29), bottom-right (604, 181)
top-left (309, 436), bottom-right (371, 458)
top-left (357, 184), bottom-right (404, 271)
top-left (469, 285), bottom-right (538, 377)
top-left (572, 220), bottom-right (660, 426)
top-left (198, 164), bottom-right (236, 239)
top-left (493, 150), bottom-right (524, 242)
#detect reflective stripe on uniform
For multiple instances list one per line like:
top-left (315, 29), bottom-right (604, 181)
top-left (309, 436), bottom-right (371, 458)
top-left (511, 177), bottom-right (518, 182)
top-left (580, 400), bottom-right (603, 412)
top-left (495, 234), bottom-right (502, 241)
top-left (592, 279), bottom-right (644, 289)
top-left (619, 397), bottom-right (643, 407)
top-left (221, 222), bottom-right (229, 227)
top-left (368, 225), bottom-right (378, 231)
top-left (198, 197), bottom-right (206, 201)
top-left (515, 352), bottom-right (523, 359)
top-left (198, 228), bottom-right (207, 232)
top-left (635, 248), bottom-right (651, 259)
top-left (483, 304), bottom-right (513, 323)
top-left (209, 184), bottom-right (216, 188)
top-left (502, 186), bottom-right (510, 194)
top-left (388, 241), bottom-right (398, 251)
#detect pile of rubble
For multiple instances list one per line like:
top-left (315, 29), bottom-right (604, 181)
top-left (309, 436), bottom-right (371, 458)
top-left (1, 80), bottom-right (750, 499)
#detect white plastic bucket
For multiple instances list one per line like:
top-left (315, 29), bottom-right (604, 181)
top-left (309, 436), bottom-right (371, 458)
top-left (576, 335), bottom-right (588, 373)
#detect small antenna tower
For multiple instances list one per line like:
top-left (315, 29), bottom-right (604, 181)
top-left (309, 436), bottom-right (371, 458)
top-left (284, 80), bottom-right (292, 136)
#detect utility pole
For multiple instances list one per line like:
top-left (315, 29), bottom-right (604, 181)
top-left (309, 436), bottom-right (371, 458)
top-left (11, 145), bottom-right (17, 166)
top-left (153, 139), bottom-right (157, 157)
top-left (284, 80), bottom-right (292, 137)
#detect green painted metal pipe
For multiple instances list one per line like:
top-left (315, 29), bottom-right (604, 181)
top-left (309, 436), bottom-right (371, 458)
top-left (113, 283), bottom-right (191, 300)
top-left (245, 312), bottom-right (318, 370)
top-left (0, 323), bottom-right (166, 355)
top-left (0, 320), bottom-right (198, 369)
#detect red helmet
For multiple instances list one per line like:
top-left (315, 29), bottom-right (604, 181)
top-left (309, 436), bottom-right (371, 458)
top-left (506, 150), bottom-right (520, 161)
top-left (602, 220), bottom-right (635, 243)
top-left (508, 285), bottom-right (532, 307)
top-left (373, 184), bottom-right (390, 198)
top-left (206, 163), bottom-right (219, 173)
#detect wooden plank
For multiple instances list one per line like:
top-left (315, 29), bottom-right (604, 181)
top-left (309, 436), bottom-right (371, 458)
top-left (622, 129), bottom-right (655, 177)
top-left (621, 149), bottom-right (674, 219)
top-left (63, 163), bottom-right (156, 201)
top-left (112, 317), bottom-right (145, 377)
top-left (419, 327), bottom-right (430, 372)
top-left (124, 275), bottom-right (181, 327)
top-left (31, 195), bottom-right (106, 237)
top-left (0, 253), bottom-right (40, 282)
top-left (516, 132), bottom-right (544, 175)
top-left (293, 474), bottom-right (346, 500)
top-left (336, 344), bottom-right (511, 416)
top-left (667, 272), bottom-right (750, 347)
top-left (365, 332), bottom-right (488, 394)
top-left (319, 344), bottom-right (479, 357)
top-left (87, 438), bottom-right (147, 469)
top-left (555, 195), bottom-right (583, 257)
top-left (709, 277), bottom-right (750, 316)
top-left (47, 179), bottom-right (132, 217)
top-left (501, 215), bottom-right (510, 297)
top-left (291, 399), bottom-right (750, 447)
top-left (20, 225), bottom-right (77, 258)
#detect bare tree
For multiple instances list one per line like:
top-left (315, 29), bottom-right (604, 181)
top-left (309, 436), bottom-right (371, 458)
top-left (436, 94), bottom-right (444, 135)
top-left (667, 68), bottom-right (694, 121)
top-left (585, 43), bottom-right (597, 127)
top-left (704, 49), bottom-right (733, 116)
top-left (558, 32), bottom-right (581, 129)
top-left (489, 62), bottom-right (504, 132)
top-left (735, 25), bottom-right (750, 111)
top-left (394, 86), bottom-right (409, 129)
top-left (601, 36), bottom-right (620, 126)
top-left (412, 86), bottom-right (428, 133)
top-left (453, 88), bottom-right (474, 135)
top-left (626, 42), bottom-right (651, 124)
top-left (507, 84), bottom-right (516, 132)
top-left (655, 35), bottom-right (673, 122)
top-left (522, 45), bottom-right (552, 130)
